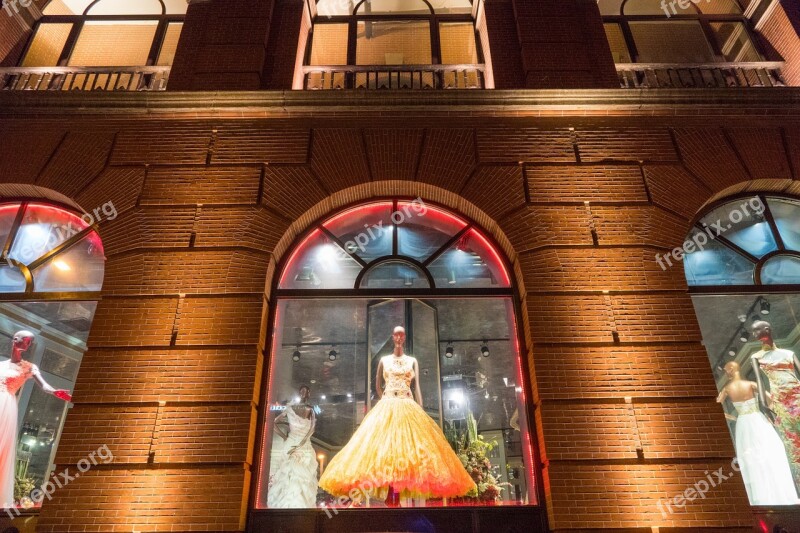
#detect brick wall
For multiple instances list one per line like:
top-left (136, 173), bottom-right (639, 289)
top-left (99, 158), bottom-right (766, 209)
top-left (0, 99), bottom-right (796, 531)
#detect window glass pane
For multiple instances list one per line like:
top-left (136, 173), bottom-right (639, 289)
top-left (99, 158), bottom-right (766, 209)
top-left (709, 22), bottom-right (762, 61)
top-left (697, 0), bottom-right (742, 14)
top-left (32, 231), bottom-right (105, 292)
top-left (690, 293), bottom-right (800, 505)
top-left (397, 201), bottom-right (466, 262)
top-left (43, 0), bottom-right (93, 15)
top-left (624, 0), bottom-right (695, 15)
top-left (604, 23), bottom-right (632, 62)
top-left (258, 297), bottom-right (536, 509)
top-left (21, 23), bottom-right (73, 67)
top-left (630, 21), bottom-right (715, 62)
top-left (598, 0), bottom-right (623, 15)
top-left (428, 228), bottom-right (510, 288)
top-left (356, 21), bottom-right (432, 65)
top-left (279, 229), bottom-right (362, 289)
top-left (768, 198), bottom-right (800, 252)
top-left (0, 266), bottom-right (26, 293)
top-left (8, 204), bottom-right (89, 266)
top-left (316, 0), bottom-right (357, 16)
top-left (0, 300), bottom-right (97, 510)
top-left (86, 0), bottom-right (163, 15)
top-left (0, 205), bottom-right (21, 252)
top-left (440, 22), bottom-right (478, 64)
top-left (761, 256), bottom-right (800, 285)
top-left (683, 228), bottom-right (755, 286)
top-left (359, 261), bottom-right (430, 288)
top-left (356, 0), bottom-right (432, 14)
top-left (428, 0), bottom-right (472, 14)
top-left (156, 22), bottom-right (183, 66)
top-left (323, 203), bottom-right (394, 262)
top-left (68, 21), bottom-right (158, 66)
top-left (701, 198), bottom-right (776, 258)
top-left (309, 23), bottom-right (349, 65)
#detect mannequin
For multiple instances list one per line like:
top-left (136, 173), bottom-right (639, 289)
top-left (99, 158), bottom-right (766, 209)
top-left (1, 331), bottom-right (71, 508)
top-left (267, 385), bottom-right (318, 508)
top-left (318, 326), bottom-right (475, 505)
top-left (717, 362), bottom-right (798, 504)
top-left (750, 320), bottom-right (800, 482)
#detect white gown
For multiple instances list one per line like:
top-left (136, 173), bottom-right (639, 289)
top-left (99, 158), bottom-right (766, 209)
top-left (0, 359), bottom-right (36, 508)
top-left (733, 398), bottom-right (800, 505)
top-left (267, 407), bottom-right (318, 508)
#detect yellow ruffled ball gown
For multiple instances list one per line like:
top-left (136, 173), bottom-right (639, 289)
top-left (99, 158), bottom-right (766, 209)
top-left (319, 354), bottom-right (476, 500)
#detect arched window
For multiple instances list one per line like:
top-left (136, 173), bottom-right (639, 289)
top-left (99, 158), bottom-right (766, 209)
top-left (685, 194), bottom-right (800, 506)
top-left (20, 0), bottom-right (186, 70)
top-left (0, 200), bottom-right (106, 511)
top-left (304, 0), bottom-right (486, 89)
top-left (255, 199), bottom-right (536, 511)
top-left (600, 0), bottom-right (763, 64)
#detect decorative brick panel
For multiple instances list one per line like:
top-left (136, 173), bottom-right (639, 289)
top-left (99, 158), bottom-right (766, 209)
top-left (195, 206), bottom-right (289, 252)
top-left (591, 205), bottom-right (689, 248)
top-left (612, 293), bottom-right (702, 343)
top-left (540, 402), bottom-right (638, 460)
top-left (461, 164), bottom-right (526, 221)
top-left (673, 128), bottom-right (751, 190)
top-left (527, 164), bottom-right (648, 203)
top-left (176, 295), bottom-right (263, 346)
top-left (36, 131), bottom-right (116, 196)
top-left (575, 128), bottom-right (678, 163)
top-left (212, 124), bottom-right (310, 164)
top-left (88, 297), bottom-right (177, 348)
top-left (726, 128), bottom-right (793, 180)
top-left (261, 165), bottom-right (329, 219)
top-left (364, 129), bottom-right (425, 181)
top-left (643, 164), bottom-right (711, 219)
top-left (100, 207), bottom-right (196, 255)
top-left (477, 128), bottom-right (575, 163)
top-left (75, 166), bottom-right (145, 217)
top-left (111, 123), bottom-right (213, 165)
top-left (140, 166), bottom-right (262, 205)
top-left (73, 347), bottom-right (258, 404)
top-left (416, 128), bottom-right (477, 190)
top-left (528, 294), bottom-right (612, 343)
top-left (0, 123), bottom-right (66, 183)
top-left (502, 205), bottom-right (593, 253)
top-left (310, 129), bottom-right (371, 189)
top-left (534, 343), bottom-right (718, 399)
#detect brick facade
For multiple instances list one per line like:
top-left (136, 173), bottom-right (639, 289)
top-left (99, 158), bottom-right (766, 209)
top-left (0, 0), bottom-right (799, 531)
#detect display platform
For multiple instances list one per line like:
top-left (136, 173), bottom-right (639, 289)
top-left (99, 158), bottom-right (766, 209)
top-left (248, 506), bottom-right (548, 533)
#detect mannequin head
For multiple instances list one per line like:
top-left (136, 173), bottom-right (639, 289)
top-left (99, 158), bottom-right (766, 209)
top-left (299, 385), bottom-right (310, 402)
top-left (392, 326), bottom-right (406, 352)
top-left (724, 361), bottom-right (741, 379)
top-left (11, 330), bottom-right (34, 362)
top-left (751, 320), bottom-right (774, 346)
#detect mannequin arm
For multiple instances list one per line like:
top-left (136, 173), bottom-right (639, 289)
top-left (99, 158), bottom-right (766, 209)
top-left (274, 409), bottom-right (289, 440)
top-left (375, 359), bottom-right (384, 400)
top-left (296, 411), bottom-right (316, 448)
top-left (31, 365), bottom-right (71, 401)
top-left (412, 359), bottom-right (423, 408)
top-left (716, 387), bottom-right (728, 403)
top-left (752, 357), bottom-right (768, 406)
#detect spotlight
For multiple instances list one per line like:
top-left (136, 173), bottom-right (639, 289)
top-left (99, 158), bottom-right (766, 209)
top-left (738, 314), bottom-right (747, 323)
top-left (480, 341), bottom-right (489, 358)
top-left (404, 275), bottom-right (413, 287)
top-left (728, 348), bottom-right (736, 357)
top-left (328, 349), bottom-right (338, 361)
top-left (445, 342), bottom-right (454, 358)
top-left (738, 327), bottom-right (749, 343)
top-left (760, 299), bottom-right (771, 315)
top-left (292, 349), bottom-right (301, 362)
top-left (448, 269), bottom-right (457, 285)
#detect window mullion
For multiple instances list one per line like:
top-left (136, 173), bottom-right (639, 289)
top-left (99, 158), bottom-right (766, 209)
top-left (58, 20), bottom-right (84, 66)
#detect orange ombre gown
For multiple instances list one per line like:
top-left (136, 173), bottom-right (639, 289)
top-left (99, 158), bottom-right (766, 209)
top-left (319, 354), bottom-right (476, 501)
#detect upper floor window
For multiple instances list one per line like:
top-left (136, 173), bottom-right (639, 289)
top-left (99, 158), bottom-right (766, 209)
top-left (600, 0), bottom-right (763, 64)
top-left (11, 0), bottom-right (186, 91)
top-left (303, 0), bottom-right (487, 89)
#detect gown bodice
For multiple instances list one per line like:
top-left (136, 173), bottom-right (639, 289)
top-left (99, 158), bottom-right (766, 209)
top-left (286, 406), bottom-right (313, 440)
top-left (0, 360), bottom-right (33, 396)
top-left (733, 397), bottom-right (760, 416)
top-left (756, 349), bottom-right (800, 391)
top-left (382, 355), bottom-right (414, 399)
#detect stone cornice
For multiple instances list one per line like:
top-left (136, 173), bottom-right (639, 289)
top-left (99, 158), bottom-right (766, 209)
top-left (0, 88), bottom-right (799, 120)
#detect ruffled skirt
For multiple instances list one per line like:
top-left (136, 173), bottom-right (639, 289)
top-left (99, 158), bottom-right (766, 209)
top-left (318, 397), bottom-right (475, 500)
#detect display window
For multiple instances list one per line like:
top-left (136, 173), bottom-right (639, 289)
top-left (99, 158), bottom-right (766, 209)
top-left (0, 201), bottom-right (104, 512)
top-left (256, 199), bottom-right (536, 510)
top-left (687, 194), bottom-right (800, 506)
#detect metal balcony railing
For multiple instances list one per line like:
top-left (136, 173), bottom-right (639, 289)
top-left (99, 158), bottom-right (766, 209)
top-left (616, 62), bottom-right (785, 89)
top-left (0, 66), bottom-right (171, 91)
top-left (303, 64), bottom-right (485, 90)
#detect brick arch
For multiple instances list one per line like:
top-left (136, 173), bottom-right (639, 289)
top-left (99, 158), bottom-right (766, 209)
top-left (700, 179), bottom-right (800, 213)
top-left (268, 180), bottom-right (526, 297)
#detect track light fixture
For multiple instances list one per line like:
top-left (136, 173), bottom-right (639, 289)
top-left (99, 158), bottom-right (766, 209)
top-left (480, 340), bottom-right (489, 358)
top-left (738, 327), bottom-right (749, 343)
top-left (445, 342), bottom-right (454, 358)
top-left (760, 298), bottom-right (771, 315)
top-left (292, 347), bottom-right (301, 362)
top-left (328, 348), bottom-right (338, 361)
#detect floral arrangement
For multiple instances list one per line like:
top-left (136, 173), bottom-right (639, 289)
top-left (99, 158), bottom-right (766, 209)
top-left (448, 412), bottom-right (510, 503)
top-left (14, 472), bottom-right (36, 504)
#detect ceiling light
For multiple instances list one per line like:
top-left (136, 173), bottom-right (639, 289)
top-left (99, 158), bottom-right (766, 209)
top-left (760, 299), bottom-right (771, 315)
top-left (295, 265), bottom-right (313, 282)
top-left (738, 328), bottom-right (749, 343)
top-left (292, 350), bottom-right (301, 362)
top-left (480, 341), bottom-right (489, 358)
top-left (328, 349), bottom-right (337, 361)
